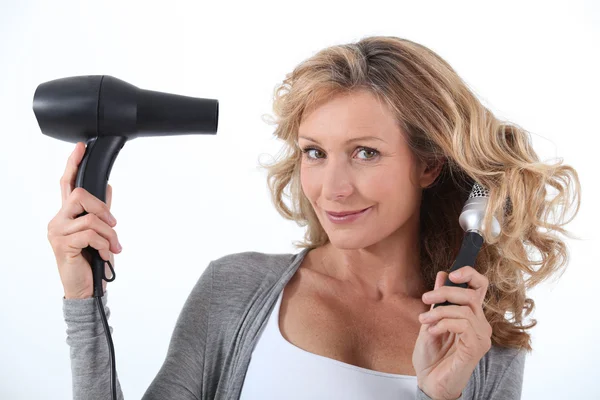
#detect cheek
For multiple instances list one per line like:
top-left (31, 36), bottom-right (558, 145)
top-left (360, 172), bottom-right (399, 197)
top-left (300, 165), bottom-right (319, 199)
top-left (361, 169), bottom-right (419, 212)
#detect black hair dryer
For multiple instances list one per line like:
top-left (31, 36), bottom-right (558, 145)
top-left (33, 75), bottom-right (219, 298)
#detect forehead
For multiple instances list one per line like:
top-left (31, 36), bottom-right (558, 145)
top-left (298, 90), bottom-right (402, 144)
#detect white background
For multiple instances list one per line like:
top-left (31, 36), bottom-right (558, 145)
top-left (0, 0), bottom-right (598, 398)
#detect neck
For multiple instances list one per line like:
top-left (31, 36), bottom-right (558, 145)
top-left (319, 212), bottom-right (426, 302)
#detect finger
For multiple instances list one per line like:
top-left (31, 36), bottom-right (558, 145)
top-left (60, 142), bottom-right (85, 206)
top-left (420, 305), bottom-right (479, 334)
top-left (427, 318), bottom-right (475, 343)
top-left (435, 271), bottom-right (448, 290)
top-left (61, 187), bottom-right (115, 228)
top-left (448, 266), bottom-right (489, 291)
top-left (425, 305), bottom-right (492, 340)
top-left (429, 271), bottom-right (448, 311)
top-left (448, 266), bottom-right (489, 304)
top-left (106, 184), bottom-right (112, 210)
top-left (59, 212), bottom-right (122, 254)
top-left (422, 285), bottom-right (481, 315)
top-left (427, 318), bottom-right (492, 354)
top-left (63, 229), bottom-right (112, 261)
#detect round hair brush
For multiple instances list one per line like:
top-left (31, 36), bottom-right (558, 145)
top-left (433, 182), bottom-right (512, 308)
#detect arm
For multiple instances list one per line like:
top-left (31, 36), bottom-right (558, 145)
top-left (63, 290), bottom-right (125, 400)
top-left (488, 348), bottom-right (526, 399)
top-left (62, 261), bottom-right (214, 400)
top-left (142, 261), bottom-right (214, 399)
top-left (414, 347), bottom-right (526, 400)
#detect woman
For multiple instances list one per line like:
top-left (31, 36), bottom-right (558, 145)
top-left (50, 36), bottom-right (581, 399)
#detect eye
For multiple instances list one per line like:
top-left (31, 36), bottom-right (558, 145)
top-left (357, 147), bottom-right (379, 160)
top-left (301, 147), bottom-right (325, 160)
top-left (300, 146), bottom-right (380, 161)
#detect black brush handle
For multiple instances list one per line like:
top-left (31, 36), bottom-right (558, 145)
top-left (433, 231), bottom-right (484, 308)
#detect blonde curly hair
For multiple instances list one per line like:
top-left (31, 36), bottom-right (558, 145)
top-left (258, 35), bottom-right (581, 352)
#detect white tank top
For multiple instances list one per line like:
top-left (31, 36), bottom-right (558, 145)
top-left (239, 288), bottom-right (419, 399)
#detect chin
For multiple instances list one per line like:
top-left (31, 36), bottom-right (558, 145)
top-left (326, 231), bottom-right (378, 250)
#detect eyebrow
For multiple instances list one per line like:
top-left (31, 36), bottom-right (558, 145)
top-left (298, 135), bottom-right (386, 145)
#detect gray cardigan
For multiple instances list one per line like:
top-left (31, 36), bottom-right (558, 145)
top-left (62, 248), bottom-right (526, 399)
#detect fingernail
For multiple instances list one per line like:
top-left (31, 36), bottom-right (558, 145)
top-left (117, 242), bottom-right (122, 251)
top-left (451, 270), bottom-right (461, 278)
top-left (108, 213), bottom-right (117, 225)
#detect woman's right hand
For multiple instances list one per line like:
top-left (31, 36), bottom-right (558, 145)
top-left (47, 142), bottom-right (123, 299)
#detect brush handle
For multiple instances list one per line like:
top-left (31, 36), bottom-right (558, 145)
top-left (433, 231), bottom-right (484, 308)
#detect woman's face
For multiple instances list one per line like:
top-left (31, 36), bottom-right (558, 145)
top-left (298, 89), bottom-right (439, 249)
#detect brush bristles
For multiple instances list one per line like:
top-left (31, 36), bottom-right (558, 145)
top-left (468, 182), bottom-right (489, 199)
top-left (469, 182), bottom-right (513, 216)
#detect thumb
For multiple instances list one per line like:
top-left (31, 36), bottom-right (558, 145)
top-left (429, 271), bottom-right (448, 311)
top-left (106, 184), bottom-right (113, 210)
top-left (434, 270), bottom-right (448, 290)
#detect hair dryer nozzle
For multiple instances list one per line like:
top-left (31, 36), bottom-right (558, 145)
top-left (136, 88), bottom-right (219, 138)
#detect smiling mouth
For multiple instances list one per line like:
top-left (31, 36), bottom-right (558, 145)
top-left (325, 207), bottom-right (371, 217)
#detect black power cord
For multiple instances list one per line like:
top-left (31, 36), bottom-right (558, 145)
top-left (91, 253), bottom-right (117, 400)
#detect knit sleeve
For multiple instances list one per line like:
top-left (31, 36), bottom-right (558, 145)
top-left (142, 261), bottom-right (214, 399)
top-left (487, 348), bottom-right (526, 399)
top-left (63, 290), bottom-right (125, 400)
top-left (62, 261), bottom-right (214, 400)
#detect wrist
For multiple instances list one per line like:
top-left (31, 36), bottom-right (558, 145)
top-left (418, 384), bottom-right (462, 400)
top-left (64, 292), bottom-right (93, 299)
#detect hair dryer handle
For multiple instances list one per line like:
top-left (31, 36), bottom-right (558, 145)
top-left (75, 135), bottom-right (127, 297)
top-left (433, 231), bottom-right (484, 308)
top-left (75, 135), bottom-right (126, 201)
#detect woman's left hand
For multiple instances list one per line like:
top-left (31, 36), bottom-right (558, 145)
top-left (412, 266), bottom-right (493, 400)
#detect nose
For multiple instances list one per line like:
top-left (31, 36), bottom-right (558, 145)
top-left (321, 157), bottom-right (354, 201)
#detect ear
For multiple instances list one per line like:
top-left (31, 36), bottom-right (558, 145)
top-left (419, 157), bottom-right (446, 189)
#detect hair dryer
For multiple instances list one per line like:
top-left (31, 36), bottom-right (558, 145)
top-left (33, 75), bottom-right (218, 297)
top-left (33, 75), bottom-right (218, 400)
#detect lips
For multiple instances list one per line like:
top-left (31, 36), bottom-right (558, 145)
top-left (326, 207), bottom-right (370, 217)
